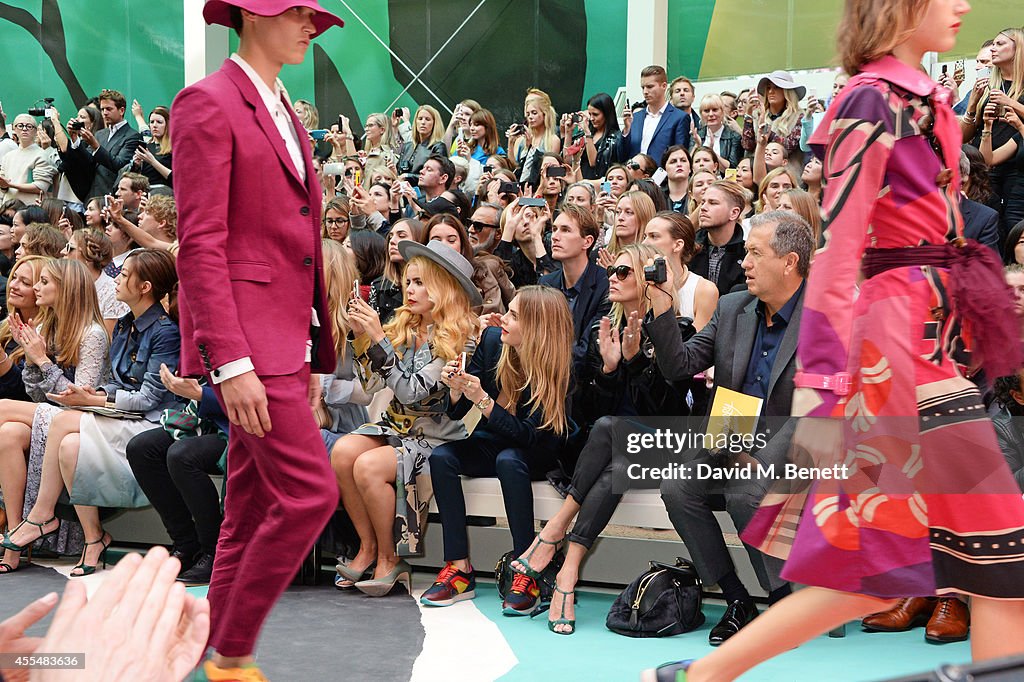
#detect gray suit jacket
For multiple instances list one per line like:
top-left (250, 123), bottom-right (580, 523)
top-left (88, 123), bottom-right (143, 197)
top-left (644, 287), bottom-right (804, 466)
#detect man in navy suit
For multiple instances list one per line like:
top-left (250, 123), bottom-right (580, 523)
top-left (619, 65), bottom-right (691, 167)
top-left (958, 151), bottom-right (1000, 252)
top-left (68, 89), bottom-right (144, 198)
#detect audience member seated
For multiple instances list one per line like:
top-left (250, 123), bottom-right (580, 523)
top-left (692, 147), bottom-right (724, 179)
top-left (687, 170), bottom-right (718, 229)
top-left (126, 363), bottom-right (227, 586)
top-left (370, 218), bottom-right (424, 326)
top-left (619, 65), bottom-right (691, 167)
top-left (756, 167), bottom-right (799, 214)
top-left (114, 172), bottom-right (150, 215)
top-left (2, 249), bottom-right (181, 577)
top-left (993, 372), bottom-right (1024, 492)
top-left (690, 180), bottom-right (748, 296)
top-left (130, 103), bottom-right (174, 189)
top-left (397, 105), bottom-right (448, 177)
top-left (598, 190), bottom-right (656, 268)
top-left (0, 114), bottom-right (56, 204)
top-left (540, 202), bottom-right (609, 375)
top-left (661, 145), bottom-right (692, 214)
top-left (742, 71), bottom-right (806, 167)
top-left (0, 257), bottom-right (48, 403)
top-left (67, 228), bottom-right (130, 334)
top-left (576, 93), bottom-right (623, 181)
top-left (493, 201), bottom-right (557, 287)
top-left (643, 210), bottom-right (719, 330)
top-left (653, 212), bottom-right (812, 645)
top-left (778, 188), bottom-right (824, 247)
top-left (330, 242), bottom-right (477, 596)
top-left (510, 244), bottom-right (694, 634)
top-left (424, 287), bottom-right (574, 612)
top-left (346, 229), bottom-right (387, 301)
top-left (695, 94), bottom-right (743, 170)
top-left (0, 259), bottom-right (108, 572)
top-left (19, 223), bottom-right (68, 259)
top-left (322, 196), bottom-right (351, 243)
top-left (800, 155), bottom-right (822, 205)
top-left (109, 193), bottom-right (178, 254)
top-left (422, 213), bottom-right (514, 315)
top-left (467, 201), bottom-right (503, 254)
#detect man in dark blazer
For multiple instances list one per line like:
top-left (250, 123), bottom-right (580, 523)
top-left (172, 1), bottom-right (343, 678)
top-left (70, 89), bottom-right (143, 198)
top-left (644, 211), bottom-right (813, 647)
top-left (619, 65), bottom-right (691, 168)
top-left (540, 202), bottom-right (610, 378)
top-left (961, 194), bottom-right (1000, 253)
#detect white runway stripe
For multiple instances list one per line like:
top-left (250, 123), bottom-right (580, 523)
top-left (411, 587), bottom-right (517, 682)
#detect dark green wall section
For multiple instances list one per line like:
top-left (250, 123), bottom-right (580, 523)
top-left (666, 0), bottom-right (715, 79)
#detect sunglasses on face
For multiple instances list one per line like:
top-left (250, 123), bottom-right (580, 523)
top-left (468, 220), bottom-right (498, 233)
top-left (606, 264), bottom-right (634, 280)
top-left (627, 161), bottom-right (642, 171)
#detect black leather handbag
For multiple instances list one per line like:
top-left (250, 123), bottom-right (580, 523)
top-left (606, 558), bottom-right (705, 637)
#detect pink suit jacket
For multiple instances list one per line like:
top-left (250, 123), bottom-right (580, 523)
top-left (171, 59), bottom-right (335, 378)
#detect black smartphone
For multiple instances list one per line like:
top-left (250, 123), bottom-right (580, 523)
top-left (518, 197), bottom-right (546, 208)
top-left (394, 108), bottom-right (403, 118)
top-left (546, 166), bottom-right (567, 178)
top-left (942, 64), bottom-right (948, 76)
top-left (68, 120), bottom-right (84, 131)
top-left (338, 115), bottom-right (345, 130)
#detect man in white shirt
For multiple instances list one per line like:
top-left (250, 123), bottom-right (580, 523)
top-left (619, 65), bottom-right (691, 168)
top-left (172, 2), bottom-right (344, 680)
top-left (0, 114), bottom-right (56, 203)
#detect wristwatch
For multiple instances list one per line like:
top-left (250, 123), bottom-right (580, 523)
top-left (475, 395), bottom-right (493, 411)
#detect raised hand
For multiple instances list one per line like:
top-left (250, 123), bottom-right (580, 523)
top-left (597, 316), bottom-right (622, 374)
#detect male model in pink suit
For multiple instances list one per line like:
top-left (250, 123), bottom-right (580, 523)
top-left (171, 2), bottom-right (343, 679)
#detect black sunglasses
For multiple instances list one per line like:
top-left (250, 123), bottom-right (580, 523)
top-left (626, 161), bottom-right (642, 171)
top-left (605, 264), bottom-right (633, 280)
top-left (468, 220), bottom-right (499, 233)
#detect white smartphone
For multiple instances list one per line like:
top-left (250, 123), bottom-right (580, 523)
top-left (976, 67), bottom-right (992, 82)
top-left (651, 168), bottom-right (668, 185)
top-left (459, 351), bottom-right (467, 373)
top-left (352, 278), bottom-right (360, 301)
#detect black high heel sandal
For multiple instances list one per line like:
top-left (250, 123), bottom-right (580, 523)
top-left (70, 532), bottom-right (111, 577)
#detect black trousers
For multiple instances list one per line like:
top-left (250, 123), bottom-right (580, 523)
top-left (126, 427), bottom-right (225, 555)
top-left (566, 416), bottom-right (638, 549)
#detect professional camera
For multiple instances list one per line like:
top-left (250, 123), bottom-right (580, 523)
top-left (644, 257), bottom-right (667, 284)
top-left (27, 98), bottom-right (55, 117)
top-left (68, 120), bottom-right (84, 131)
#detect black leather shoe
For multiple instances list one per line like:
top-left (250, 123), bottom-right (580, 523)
top-left (170, 546), bottom-right (201, 576)
top-left (709, 599), bottom-right (758, 646)
top-left (176, 553), bottom-right (214, 585)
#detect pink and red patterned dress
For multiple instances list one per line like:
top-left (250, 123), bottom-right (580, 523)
top-left (743, 55), bottom-right (1024, 599)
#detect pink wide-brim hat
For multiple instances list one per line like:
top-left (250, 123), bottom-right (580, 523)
top-left (203, 0), bottom-right (344, 38)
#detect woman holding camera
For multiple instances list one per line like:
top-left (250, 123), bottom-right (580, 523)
top-left (508, 89), bottom-right (561, 189)
top-left (130, 103), bottom-right (173, 189)
top-left (511, 243), bottom-right (693, 634)
top-left (574, 93), bottom-right (622, 181)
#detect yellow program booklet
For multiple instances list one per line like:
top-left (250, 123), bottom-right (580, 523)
top-left (705, 387), bottom-right (763, 450)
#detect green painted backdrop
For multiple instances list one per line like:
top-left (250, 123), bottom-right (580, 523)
top-left (0, 0), bottom-right (1016, 133)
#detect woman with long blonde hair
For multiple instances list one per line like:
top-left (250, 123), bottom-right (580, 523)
top-left (604, 190), bottom-right (656, 262)
top-left (422, 286), bottom-right (574, 610)
top-left (318, 240), bottom-right (371, 438)
top-left (0, 255), bottom-right (48, 404)
top-left (510, 243), bottom-right (695, 634)
top-left (362, 112), bottom-right (399, 187)
top-left (397, 105), bottom-right (448, 177)
top-left (756, 166), bottom-right (798, 213)
top-left (331, 241), bottom-right (479, 596)
top-left (508, 88), bottom-right (562, 188)
top-left (0, 258), bottom-right (108, 573)
top-left (647, 1), bottom-right (1024, 679)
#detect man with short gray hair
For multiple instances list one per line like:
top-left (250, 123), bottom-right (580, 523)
top-left (644, 210), bottom-right (812, 646)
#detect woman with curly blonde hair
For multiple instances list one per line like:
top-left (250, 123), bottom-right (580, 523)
top-left (422, 286), bottom-right (574, 610)
top-left (331, 241), bottom-right (479, 596)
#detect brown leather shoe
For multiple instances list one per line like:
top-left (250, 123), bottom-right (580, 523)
top-left (862, 597), bottom-right (937, 632)
top-left (925, 597), bottom-right (970, 643)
